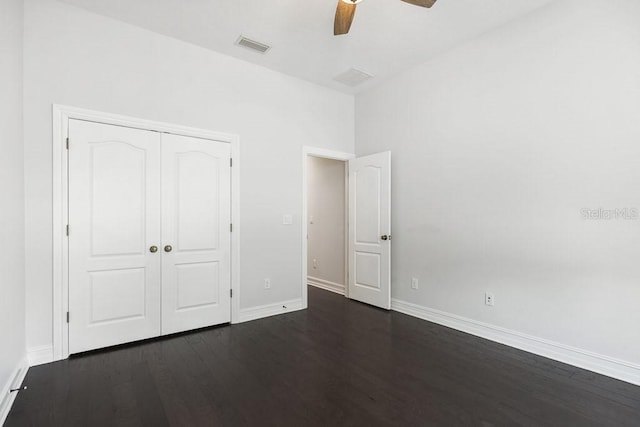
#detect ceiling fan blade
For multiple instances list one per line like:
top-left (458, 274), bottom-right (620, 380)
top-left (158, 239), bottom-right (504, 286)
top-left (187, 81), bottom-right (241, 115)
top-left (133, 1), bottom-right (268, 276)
top-left (334, 1), bottom-right (357, 36)
top-left (400, 0), bottom-right (437, 8)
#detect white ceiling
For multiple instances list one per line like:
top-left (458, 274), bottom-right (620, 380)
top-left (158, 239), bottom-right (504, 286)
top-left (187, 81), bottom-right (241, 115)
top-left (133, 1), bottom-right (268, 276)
top-left (59, 0), bottom-right (553, 94)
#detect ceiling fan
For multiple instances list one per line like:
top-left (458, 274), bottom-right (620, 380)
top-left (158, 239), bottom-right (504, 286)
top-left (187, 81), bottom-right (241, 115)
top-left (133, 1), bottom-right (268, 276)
top-left (334, 0), bottom-right (437, 35)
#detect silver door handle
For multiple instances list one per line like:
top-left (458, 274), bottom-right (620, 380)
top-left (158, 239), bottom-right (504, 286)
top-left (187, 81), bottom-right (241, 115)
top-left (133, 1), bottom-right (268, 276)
top-left (149, 246), bottom-right (158, 253)
top-left (164, 245), bottom-right (173, 253)
top-left (380, 235), bottom-right (391, 241)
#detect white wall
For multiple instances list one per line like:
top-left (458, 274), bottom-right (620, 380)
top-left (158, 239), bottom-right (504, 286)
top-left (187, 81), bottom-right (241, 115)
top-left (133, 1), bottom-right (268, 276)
top-left (24, 0), bottom-right (354, 353)
top-left (356, 0), bottom-right (640, 367)
top-left (307, 156), bottom-right (345, 287)
top-left (0, 0), bottom-right (27, 419)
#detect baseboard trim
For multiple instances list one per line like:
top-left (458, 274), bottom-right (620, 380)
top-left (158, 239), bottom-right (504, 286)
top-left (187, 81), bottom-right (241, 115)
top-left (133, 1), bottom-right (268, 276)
top-left (238, 298), bottom-right (304, 323)
top-left (308, 276), bottom-right (345, 295)
top-left (391, 298), bottom-right (640, 386)
top-left (0, 357), bottom-right (28, 425)
top-left (27, 345), bottom-right (54, 367)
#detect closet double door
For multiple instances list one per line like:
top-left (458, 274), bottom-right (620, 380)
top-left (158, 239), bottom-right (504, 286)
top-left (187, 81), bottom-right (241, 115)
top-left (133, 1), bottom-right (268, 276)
top-left (68, 119), bottom-right (231, 354)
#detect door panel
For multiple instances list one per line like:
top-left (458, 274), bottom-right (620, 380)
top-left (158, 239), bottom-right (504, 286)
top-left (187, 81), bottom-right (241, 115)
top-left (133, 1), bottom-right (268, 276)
top-left (89, 142), bottom-right (147, 256)
top-left (176, 152), bottom-right (220, 251)
top-left (348, 151), bottom-right (391, 309)
top-left (354, 252), bottom-right (381, 290)
top-left (161, 134), bottom-right (231, 334)
top-left (355, 166), bottom-right (381, 244)
top-left (68, 119), bottom-right (162, 354)
top-left (88, 268), bottom-right (146, 324)
top-left (176, 262), bottom-right (219, 310)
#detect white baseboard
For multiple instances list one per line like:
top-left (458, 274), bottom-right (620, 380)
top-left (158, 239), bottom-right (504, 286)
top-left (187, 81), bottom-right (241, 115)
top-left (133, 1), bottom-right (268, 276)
top-left (308, 276), bottom-right (345, 295)
top-left (238, 298), bottom-right (304, 323)
top-left (391, 298), bottom-right (640, 387)
top-left (27, 345), bottom-right (54, 367)
top-left (0, 357), bottom-right (28, 425)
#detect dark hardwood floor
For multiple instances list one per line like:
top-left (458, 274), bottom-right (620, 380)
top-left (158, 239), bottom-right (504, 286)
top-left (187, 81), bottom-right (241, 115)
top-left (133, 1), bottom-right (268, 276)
top-left (7, 286), bottom-right (640, 426)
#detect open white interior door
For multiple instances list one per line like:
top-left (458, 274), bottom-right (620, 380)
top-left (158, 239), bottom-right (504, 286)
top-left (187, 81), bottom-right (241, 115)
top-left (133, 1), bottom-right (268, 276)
top-left (348, 151), bottom-right (391, 309)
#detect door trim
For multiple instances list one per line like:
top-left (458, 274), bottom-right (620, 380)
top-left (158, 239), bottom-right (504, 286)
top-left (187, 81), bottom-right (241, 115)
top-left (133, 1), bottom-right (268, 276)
top-left (52, 104), bottom-right (240, 361)
top-left (301, 146), bottom-right (354, 309)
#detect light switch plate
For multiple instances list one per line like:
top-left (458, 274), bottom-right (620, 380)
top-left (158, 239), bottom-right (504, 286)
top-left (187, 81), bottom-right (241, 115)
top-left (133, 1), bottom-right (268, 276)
top-left (283, 214), bottom-right (293, 225)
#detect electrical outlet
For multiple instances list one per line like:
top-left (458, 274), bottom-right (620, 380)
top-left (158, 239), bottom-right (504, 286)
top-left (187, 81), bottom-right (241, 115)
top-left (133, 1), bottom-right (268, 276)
top-left (411, 277), bottom-right (419, 290)
top-left (485, 292), bottom-right (495, 306)
top-left (264, 278), bottom-right (271, 289)
top-left (312, 259), bottom-right (317, 269)
top-left (283, 214), bottom-right (293, 225)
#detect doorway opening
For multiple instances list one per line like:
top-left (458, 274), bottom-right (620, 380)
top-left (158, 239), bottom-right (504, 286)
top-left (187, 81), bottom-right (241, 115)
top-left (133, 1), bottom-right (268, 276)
top-left (306, 156), bottom-right (348, 297)
top-left (301, 147), bottom-right (392, 310)
top-left (301, 147), bottom-right (354, 307)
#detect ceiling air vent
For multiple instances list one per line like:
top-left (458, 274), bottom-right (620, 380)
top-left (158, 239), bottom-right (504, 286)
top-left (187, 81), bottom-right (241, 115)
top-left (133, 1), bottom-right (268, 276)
top-left (235, 36), bottom-right (271, 54)
top-left (333, 68), bottom-right (373, 87)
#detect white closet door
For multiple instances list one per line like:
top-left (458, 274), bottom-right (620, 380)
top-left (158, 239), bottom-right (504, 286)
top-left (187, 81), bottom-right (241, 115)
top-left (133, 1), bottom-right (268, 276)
top-left (68, 120), bottom-right (162, 354)
top-left (161, 134), bottom-right (232, 334)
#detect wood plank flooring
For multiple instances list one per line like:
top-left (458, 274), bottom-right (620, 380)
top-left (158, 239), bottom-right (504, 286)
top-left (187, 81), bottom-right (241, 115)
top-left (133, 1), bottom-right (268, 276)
top-left (7, 286), bottom-right (640, 426)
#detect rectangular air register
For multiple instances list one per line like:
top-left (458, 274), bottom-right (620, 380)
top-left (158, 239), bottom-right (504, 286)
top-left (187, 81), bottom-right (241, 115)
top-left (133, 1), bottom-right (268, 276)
top-left (236, 36), bottom-right (271, 54)
top-left (333, 68), bottom-right (373, 87)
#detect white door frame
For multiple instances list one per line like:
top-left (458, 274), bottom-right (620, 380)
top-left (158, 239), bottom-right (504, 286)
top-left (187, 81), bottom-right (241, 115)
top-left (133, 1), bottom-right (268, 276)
top-left (52, 104), bottom-right (241, 361)
top-left (301, 146), bottom-right (354, 308)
